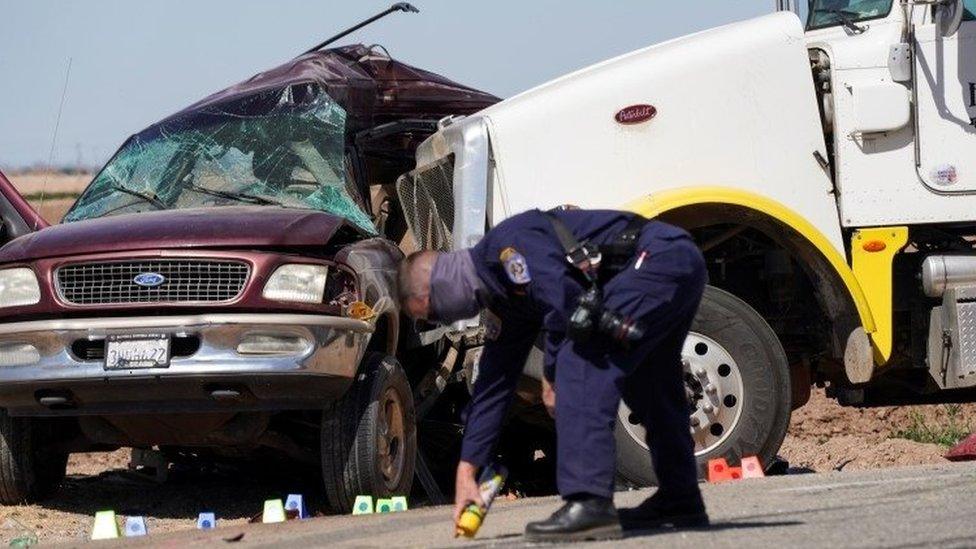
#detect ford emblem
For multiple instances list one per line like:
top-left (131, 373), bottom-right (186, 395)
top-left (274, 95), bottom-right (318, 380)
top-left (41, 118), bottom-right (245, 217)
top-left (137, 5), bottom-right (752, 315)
top-left (133, 272), bottom-right (166, 287)
top-left (614, 104), bottom-right (657, 125)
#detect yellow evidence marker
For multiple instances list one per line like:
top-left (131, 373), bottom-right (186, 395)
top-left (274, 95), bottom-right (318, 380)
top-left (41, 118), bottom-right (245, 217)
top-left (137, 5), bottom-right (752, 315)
top-left (91, 510), bottom-right (121, 540)
top-left (262, 499), bottom-right (286, 523)
top-left (352, 495), bottom-right (374, 515)
top-left (390, 496), bottom-right (408, 512)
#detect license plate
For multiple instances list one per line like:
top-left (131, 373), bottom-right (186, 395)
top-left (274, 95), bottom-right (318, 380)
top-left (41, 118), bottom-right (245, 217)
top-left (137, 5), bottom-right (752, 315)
top-left (105, 334), bottom-right (171, 370)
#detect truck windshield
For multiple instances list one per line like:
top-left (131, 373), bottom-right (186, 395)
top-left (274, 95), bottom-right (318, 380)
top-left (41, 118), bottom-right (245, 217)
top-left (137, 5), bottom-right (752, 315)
top-left (807, 0), bottom-right (894, 30)
top-left (64, 82), bottom-right (376, 234)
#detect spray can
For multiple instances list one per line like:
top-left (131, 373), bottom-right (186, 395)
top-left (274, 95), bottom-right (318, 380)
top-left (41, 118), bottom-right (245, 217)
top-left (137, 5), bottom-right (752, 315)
top-left (455, 464), bottom-right (508, 538)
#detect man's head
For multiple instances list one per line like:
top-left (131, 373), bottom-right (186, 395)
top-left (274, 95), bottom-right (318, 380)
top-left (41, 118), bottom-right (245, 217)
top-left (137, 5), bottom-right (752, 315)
top-left (398, 250), bottom-right (438, 320)
top-left (398, 249), bottom-right (486, 323)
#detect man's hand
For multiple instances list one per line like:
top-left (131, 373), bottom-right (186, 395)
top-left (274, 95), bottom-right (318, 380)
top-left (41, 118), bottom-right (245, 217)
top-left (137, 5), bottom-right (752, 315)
top-left (542, 377), bottom-right (556, 418)
top-left (453, 461), bottom-right (484, 526)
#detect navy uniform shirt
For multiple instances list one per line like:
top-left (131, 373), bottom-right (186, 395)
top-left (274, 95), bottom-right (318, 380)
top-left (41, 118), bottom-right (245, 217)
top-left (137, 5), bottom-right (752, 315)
top-left (459, 208), bottom-right (693, 466)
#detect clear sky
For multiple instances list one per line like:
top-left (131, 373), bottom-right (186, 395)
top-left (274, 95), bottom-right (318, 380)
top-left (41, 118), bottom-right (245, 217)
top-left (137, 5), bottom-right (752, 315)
top-left (0, 1), bottom-right (778, 169)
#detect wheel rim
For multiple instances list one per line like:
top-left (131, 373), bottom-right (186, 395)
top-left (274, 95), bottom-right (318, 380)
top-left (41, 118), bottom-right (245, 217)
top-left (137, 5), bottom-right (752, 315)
top-left (377, 386), bottom-right (406, 489)
top-left (618, 332), bottom-right (745, 456)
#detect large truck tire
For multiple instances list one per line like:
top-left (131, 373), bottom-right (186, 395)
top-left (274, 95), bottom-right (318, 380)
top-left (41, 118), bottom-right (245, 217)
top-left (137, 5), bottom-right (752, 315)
top-left (321, 353), bottom-right (417, 513)
top-left (614, 286), bottom-right (791, 486)
top-left (0, 410), bottom-right (68, 504)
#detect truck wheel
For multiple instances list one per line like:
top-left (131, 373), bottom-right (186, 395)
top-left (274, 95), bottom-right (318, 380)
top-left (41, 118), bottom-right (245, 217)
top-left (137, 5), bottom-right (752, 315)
top-left (614, 286), bottom-right (791, 486)
top-left (321, 353), bottom-right (417, 513)
top-left (0, 410), bottom-right (68, 504)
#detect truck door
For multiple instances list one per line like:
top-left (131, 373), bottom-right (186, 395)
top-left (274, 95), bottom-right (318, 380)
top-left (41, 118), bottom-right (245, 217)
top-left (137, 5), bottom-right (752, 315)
top-left (913, 2), bottom-right (976, 191)
top-left (0, 170), bottom-right (48, 244)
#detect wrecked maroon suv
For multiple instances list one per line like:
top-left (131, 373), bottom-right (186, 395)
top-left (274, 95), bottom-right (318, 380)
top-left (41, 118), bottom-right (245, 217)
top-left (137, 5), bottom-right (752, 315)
top-left (0, 45), bottom-right (496, 510)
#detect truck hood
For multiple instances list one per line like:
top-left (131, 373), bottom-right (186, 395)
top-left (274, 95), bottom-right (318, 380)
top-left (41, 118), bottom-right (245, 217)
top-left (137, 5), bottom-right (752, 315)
top-left (0, 206), bottom-right (363, 263)
top-left (466, 12), bottom-right (845, 256)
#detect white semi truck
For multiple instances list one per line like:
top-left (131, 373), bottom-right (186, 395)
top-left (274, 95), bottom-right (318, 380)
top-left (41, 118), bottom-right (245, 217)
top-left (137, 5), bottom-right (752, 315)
top-left (396, 0), bottom-right (976, 484)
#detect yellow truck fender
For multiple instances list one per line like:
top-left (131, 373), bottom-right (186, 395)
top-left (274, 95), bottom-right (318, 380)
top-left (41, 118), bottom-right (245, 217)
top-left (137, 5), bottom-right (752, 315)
top-left (624, 186), bottom-right (905, 378)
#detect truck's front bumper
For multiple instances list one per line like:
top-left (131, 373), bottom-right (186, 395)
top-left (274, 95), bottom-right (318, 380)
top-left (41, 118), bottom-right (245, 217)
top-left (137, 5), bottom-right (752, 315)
top-left (0, 314), bottom-right (372, 416)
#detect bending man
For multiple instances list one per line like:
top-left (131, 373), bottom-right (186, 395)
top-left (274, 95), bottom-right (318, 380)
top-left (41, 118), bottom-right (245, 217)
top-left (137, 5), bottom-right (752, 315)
top-left (398, 208), bottom-right (708, 542)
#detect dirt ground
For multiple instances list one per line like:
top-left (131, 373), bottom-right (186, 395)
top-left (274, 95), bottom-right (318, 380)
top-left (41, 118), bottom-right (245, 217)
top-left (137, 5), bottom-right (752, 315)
top-left (6, 171), bottom-right (90, 197)
top-left (4, 170), bottom-right (90, 223)
top-left (779, 388), bottom-right (976, 471)
top-left (0, 388), bottom-right (971, 545)
top-left (0, 451), bottom-right (319, 545)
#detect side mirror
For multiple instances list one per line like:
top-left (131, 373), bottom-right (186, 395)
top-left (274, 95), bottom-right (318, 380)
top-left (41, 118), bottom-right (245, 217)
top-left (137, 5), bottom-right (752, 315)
top-left (936, 0), bottom-right (965, 37)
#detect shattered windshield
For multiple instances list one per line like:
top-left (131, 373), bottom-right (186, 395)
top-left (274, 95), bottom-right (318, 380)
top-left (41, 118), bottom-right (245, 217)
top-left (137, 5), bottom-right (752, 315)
top-left (64, 82), bottom-right (376, 234)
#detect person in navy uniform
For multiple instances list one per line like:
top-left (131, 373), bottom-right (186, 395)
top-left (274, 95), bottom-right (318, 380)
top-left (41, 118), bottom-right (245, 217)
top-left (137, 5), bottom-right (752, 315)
top-left (398, 208), bottom-right (708, 542)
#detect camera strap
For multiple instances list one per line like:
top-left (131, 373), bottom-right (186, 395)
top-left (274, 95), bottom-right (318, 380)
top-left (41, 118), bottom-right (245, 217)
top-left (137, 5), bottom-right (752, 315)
top-left (542, 211), bottom-right (602, 284)
top-left (541, 210), bottom-right (648, 281)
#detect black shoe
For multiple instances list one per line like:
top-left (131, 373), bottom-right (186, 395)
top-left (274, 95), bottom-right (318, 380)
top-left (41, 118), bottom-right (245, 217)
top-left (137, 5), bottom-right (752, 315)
top-left (619, 489), bottom-right (709, 530)
top-left (524, 498), bottom-right (623, 543)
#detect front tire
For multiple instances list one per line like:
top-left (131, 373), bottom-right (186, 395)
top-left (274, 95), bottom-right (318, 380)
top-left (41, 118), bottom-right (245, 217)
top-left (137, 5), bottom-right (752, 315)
top-left (321, 353), bottom-right (417, 513)
top-left (0, 410), bottom-right (68, 504)
top-left (615, 286), bottom-right (791, 486)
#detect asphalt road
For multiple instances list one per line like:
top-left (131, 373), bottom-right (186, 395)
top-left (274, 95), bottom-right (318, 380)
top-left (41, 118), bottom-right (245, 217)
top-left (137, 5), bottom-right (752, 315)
top-left (89, 462), bottom-right (976, 548)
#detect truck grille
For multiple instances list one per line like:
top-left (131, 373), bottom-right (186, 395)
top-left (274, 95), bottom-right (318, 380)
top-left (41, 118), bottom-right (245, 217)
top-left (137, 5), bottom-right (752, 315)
top-left (56, 260), bottom-right (250, 305)
top-left (396, 155), bottom-right (455, 251)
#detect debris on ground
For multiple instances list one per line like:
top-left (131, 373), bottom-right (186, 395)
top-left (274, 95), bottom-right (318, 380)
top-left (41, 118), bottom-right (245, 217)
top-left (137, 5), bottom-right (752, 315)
top-left (0, 450), bottom-right (312, 544)
top-left (945, 433), bottom-right (976, 461)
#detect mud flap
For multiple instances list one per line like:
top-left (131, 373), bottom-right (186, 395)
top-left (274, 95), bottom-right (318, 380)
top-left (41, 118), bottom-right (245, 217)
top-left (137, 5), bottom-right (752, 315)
top-left (844, 327), bottom-right (874, 384)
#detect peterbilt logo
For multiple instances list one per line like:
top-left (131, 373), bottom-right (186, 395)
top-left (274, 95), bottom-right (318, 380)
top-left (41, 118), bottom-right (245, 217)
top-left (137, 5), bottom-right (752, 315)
top-left (133, 272), bottom-right (166, 287)
top-left (614, 104), bottom-right (657, 125)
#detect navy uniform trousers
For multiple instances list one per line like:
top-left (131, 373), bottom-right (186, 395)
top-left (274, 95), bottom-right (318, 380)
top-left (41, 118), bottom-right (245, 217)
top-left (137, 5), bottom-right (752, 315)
top-left (459, 209), bottom-right (707, 499)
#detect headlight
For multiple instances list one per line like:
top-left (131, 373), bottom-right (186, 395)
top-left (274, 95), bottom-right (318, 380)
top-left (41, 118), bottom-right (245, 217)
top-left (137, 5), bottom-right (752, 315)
top-left (262, 264), bottom-right (328, 304)
top-left (0, 268), bottom-right (41, 308)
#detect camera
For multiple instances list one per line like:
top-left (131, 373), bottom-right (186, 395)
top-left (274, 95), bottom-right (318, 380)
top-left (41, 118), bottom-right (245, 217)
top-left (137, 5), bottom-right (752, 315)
top-left (567, 285), bottom-right (646, 344)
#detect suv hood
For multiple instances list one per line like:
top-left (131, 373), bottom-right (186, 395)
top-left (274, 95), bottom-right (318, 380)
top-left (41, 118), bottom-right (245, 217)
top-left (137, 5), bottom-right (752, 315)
top-left (0, 206), bottom-right (363, 263)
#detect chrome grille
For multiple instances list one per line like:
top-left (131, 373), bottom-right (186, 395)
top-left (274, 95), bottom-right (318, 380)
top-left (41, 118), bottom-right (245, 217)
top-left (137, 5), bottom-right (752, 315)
top-left (57, 260), bottom-right (250, 305)
top-left (396, 155), bottom-right (455, 251)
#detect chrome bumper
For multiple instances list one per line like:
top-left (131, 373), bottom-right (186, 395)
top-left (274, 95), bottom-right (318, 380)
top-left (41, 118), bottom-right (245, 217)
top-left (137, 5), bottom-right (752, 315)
top-left (0, 314), bottom-right (372, 415)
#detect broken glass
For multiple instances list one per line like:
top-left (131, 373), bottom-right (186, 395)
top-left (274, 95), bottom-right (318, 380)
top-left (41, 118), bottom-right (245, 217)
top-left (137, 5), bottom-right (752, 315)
top-left (64, 82), bottom-right (376, 234)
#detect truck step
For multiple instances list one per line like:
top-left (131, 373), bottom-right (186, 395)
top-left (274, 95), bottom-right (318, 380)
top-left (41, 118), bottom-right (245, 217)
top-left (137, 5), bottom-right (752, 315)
top-left (928, 285), bottom-right (976, 389)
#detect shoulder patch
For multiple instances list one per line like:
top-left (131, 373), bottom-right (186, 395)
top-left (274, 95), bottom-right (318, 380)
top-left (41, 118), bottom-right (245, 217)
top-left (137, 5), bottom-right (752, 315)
top-left (499, 247), bottom-right (532, 284)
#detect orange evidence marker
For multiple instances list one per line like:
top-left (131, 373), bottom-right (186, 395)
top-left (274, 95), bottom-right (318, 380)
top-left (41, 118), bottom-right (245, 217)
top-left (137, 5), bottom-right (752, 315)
top-left (707, 458), bottom-right (735, 483)
top-left (740, 456), bottom-right (765, 479)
